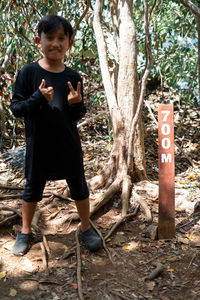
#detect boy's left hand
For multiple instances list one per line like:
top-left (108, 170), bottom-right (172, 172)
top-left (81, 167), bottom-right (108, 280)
top-left (67, 81), bottom-right (82, 104)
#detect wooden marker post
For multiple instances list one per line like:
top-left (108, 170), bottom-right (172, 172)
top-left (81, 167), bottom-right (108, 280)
top-left (158, 104), bottom-right (175, 239)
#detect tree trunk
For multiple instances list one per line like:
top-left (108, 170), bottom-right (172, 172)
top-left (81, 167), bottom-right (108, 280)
top-left (197, 4), bottom-right (200, 99)
top-left (92, 0), bottom-right (152, 215)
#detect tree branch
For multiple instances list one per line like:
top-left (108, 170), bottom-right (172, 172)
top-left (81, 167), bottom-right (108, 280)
top-left (73, 0), bottom-right (91, 39)
top-left (127, 0), bottom-right (154, 169)
top-left (93, 0), bottom-right (118, 111)
top-left (177, 0), bottom-right (200, 18)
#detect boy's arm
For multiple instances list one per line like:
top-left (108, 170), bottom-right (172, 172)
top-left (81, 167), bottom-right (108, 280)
top-left (10, 70), bottom-right (47, 118)
top-left (68, 77), bottom-right (86, 122)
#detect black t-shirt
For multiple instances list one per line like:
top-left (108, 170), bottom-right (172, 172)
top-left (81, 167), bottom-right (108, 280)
top-left (11, 62), bottom-right (86, 181)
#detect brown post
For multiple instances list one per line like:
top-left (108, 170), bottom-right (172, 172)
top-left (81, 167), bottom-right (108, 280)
top-left (158, 104), bottom-right (175, 239)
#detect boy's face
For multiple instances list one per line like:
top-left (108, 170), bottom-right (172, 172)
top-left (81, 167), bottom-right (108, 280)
top-left (35, 26), bottom-right (73, 62)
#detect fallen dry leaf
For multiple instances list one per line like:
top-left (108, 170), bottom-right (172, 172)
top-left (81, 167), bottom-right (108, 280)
top-left (122, 241), bottom-right (138, 251)
top-left (139, 224), bottom-right (146, 230)
top-left (132, 292), bottom-right (137, 297)
top-left (9, 288), bottom-right (17, 297)
top-left (181, 244), bottom-right (189, 251)
top-left (0, 271), bottom-right (6, 280)
top-left (177, 236), bottom-right (189, 244)
top-left (146, 281), bottom-right (155, 291)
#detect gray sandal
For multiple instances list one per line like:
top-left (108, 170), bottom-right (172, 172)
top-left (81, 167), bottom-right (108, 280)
top-left (13, 232), bottom-right (34, 256)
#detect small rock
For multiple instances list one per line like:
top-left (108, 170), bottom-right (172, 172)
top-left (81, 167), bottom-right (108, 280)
top-left (143, 224), bottom-right (158, 240)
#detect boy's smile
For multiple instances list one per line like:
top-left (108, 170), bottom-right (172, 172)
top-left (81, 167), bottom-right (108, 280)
top-left (35, 26), bottom-right (73, 64)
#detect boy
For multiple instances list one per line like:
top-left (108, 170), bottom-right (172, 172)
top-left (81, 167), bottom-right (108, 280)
top-left (11, 15), bottom-right (102, 256)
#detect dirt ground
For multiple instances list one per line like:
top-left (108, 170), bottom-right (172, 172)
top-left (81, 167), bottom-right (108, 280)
top-left (0, 90), bottom-right (200, 300)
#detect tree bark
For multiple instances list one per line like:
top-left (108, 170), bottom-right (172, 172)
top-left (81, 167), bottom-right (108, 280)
top-left (92, 0), bottom-right (152, 215)
top-left (178, 0), bottom-right (200, 18)
top-left (197, 3), bottom-right (200, 99)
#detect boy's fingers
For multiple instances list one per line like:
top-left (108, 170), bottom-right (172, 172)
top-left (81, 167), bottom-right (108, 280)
top-left (47, 87), bottom-right (53, 92)
top-left (39, 79), bottom-right (46, 89)
top-left (67, 81), bottom-right (75, 94)
top-left (77, 81), bottom-right (81, 96)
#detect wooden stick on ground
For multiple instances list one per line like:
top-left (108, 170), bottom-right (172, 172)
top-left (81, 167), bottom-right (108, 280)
top-left (75, 225), bottom-right (84, 300)
top-left (40, 242), bottom-right (49, 274)
top-left (52, 192), bottom-right (74, 202)
top-left (187, 251), bottom-right (199, 269)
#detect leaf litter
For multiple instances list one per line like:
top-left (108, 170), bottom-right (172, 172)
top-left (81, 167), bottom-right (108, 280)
top-left (0, 88), bottom-right (200, 299)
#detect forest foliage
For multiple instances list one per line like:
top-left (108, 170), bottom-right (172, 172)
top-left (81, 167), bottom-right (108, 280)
top-left (0, 0), bottom-right (199, 144)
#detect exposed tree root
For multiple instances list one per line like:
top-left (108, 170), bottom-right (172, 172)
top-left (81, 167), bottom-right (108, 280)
top-left (121, 173), bottom-right (132, 217)
top-left (0, 212), bottom-right (18, 225)
top-left (90, 177), bottom-right (122, 214)
top-left (88, 160), bottom-right (113, 190)
top-left (90, 219), bottom-right (114, 264)
top-left (104, 205), bottom-right (140, 240)
top-left (52, 178), bottom-right (121, 226)
top-left (0, 194), bottom-right (23, 200)
top-left (131, 190), bottom-right (152, 222)
top-left (0, 184), bottom-right (24, 190)
top-left (145, 262), bottom-right (164, 280)
top-left (134, 180), bottom-right (158, 200)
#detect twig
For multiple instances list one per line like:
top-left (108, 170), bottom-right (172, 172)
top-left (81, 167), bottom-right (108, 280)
top-left (0, 213), bottom-right (18, 225)
top-left (40, 242), bottom-right (49, 274)
top-left (75, 225), bottom-right (84, 300)
top-left (77, 111), bottom-right (108, 128)
top-left (104, 205), bottom-right (140, 241)
top-left (73, 0), bottom-right (91, 39)
top-left (89, 219), bottom-right (114, 264)
top-left (52, 192), bottom-right (74, 202)
top-left (149, 0), bottom-right (158, 19)
top-left (144, 100), bottom-right (158, 126)
top-left (177, 219), bottom-right (194, 229)
top-left (187, 251), bottom-right (199, 269)
top-left (58, 246), bottom-right (76, 260)
top-left (42, 235), bottom-right (51, 258)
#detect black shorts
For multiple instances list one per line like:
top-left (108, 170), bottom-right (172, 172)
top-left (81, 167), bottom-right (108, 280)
top-left (22, 175), bottom-right (89, 202)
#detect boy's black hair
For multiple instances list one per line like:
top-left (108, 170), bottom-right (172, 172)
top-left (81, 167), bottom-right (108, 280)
top-left (38, 15), bottom-right (73, 39)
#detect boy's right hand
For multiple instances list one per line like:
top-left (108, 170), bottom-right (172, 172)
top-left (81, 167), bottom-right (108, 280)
top-left (39, 79), bottom-right (53, 102)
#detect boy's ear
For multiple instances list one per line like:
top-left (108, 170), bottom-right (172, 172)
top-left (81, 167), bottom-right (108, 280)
top-left (68, 39), bottom-right (73, 50)
top-left (35, 36), bottom-right (42, 47)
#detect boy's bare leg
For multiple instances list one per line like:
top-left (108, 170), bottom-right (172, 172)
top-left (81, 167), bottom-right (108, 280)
top-left (21, 200), bottom-right (37, 234)
top-left (75, 197), bottom-right (90, 232)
